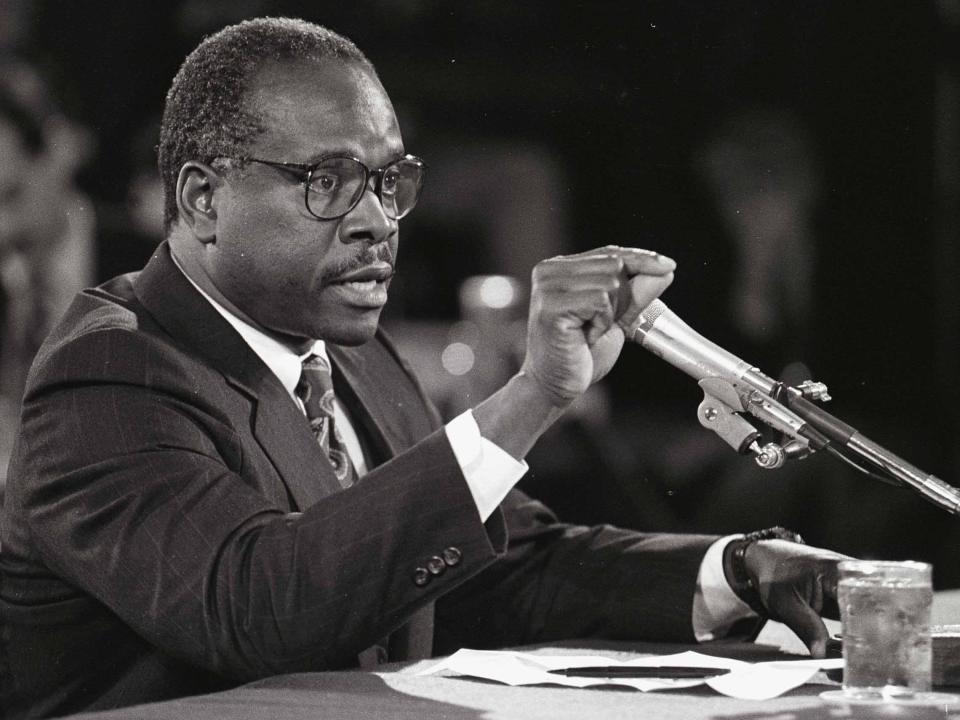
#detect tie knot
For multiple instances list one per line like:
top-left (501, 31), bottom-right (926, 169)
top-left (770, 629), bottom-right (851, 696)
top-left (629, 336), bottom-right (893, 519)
top-left (302, 353), bottom-right (332, 377)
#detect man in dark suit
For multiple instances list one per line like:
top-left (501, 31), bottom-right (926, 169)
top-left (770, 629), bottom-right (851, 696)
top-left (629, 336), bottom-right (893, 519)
top-left (0, 18), bottom-right (845, 719)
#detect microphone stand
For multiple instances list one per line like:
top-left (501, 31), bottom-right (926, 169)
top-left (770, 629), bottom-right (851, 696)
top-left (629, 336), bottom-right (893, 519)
top-left (784, 388), bottom-right (960, 515)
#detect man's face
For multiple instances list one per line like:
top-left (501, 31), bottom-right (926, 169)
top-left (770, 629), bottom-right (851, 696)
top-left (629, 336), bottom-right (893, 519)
top-left (206, 59), bottom-right (405, 346)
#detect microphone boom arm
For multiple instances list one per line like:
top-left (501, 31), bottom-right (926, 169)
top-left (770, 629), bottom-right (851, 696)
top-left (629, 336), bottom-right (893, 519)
top-left (785, 392), bottom-right (960, 515)
top-left (632, 300), bottom-right (960, 515)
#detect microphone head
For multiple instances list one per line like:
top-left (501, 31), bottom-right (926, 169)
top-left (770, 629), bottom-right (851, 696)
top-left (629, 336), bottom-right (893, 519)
top-left (639, 299), bottom-right (669, 325)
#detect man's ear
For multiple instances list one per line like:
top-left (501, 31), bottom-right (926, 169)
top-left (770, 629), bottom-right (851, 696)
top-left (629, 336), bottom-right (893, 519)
top-left (176, 162), bottom-right (222, 243)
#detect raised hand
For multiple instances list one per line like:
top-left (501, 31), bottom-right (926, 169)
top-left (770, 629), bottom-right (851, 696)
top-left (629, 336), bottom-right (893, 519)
top-left (520, 246), bottom-right (675, 407)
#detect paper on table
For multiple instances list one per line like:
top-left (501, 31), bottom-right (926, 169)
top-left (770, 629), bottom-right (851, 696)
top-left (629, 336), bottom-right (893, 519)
top-left (416, 649), bottom-right (843, 700)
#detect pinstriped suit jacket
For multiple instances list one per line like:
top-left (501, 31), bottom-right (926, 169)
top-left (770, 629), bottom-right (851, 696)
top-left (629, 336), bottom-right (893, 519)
top-left (0, 243), bottom-right (717, 718)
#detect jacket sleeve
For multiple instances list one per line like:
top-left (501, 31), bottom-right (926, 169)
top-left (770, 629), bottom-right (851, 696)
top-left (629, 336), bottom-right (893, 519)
top-left (433, 488), bottom-right (718, 653)
top-left (11, 326), bottom-right (507, 680)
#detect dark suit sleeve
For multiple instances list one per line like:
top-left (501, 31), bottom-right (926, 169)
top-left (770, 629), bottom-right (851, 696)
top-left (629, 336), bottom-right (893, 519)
top-left (12, 327), bottom-right (506, 680)
top-left (434, 489), bottom-right (717, 653)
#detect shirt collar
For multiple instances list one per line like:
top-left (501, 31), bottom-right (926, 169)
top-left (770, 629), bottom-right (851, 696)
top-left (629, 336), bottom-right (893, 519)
top-left (170, 254), bottom-right (327, 398)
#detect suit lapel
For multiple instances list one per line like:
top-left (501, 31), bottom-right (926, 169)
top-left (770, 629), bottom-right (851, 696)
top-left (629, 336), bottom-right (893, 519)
top-left (246, 381), bottom-right (345, 507)
top-left (328, 343), bottom-right (409, 462)
top-left (327, 339), bottom-right (435, 464)
top-left (133, 243), bottom-right (343, 509)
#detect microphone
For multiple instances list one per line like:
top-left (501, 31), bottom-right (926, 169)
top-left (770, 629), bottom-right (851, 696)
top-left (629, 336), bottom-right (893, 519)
top-left (628, 300), bottom-right (960, 515)
top-left (628, 300), bottom-right (778, 397)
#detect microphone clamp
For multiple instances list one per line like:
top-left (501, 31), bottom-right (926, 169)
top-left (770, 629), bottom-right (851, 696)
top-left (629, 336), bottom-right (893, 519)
top-left (696, 377), bottom-right (818, 469)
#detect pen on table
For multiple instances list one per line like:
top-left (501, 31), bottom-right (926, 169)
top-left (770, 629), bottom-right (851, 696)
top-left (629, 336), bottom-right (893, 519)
top-left (547, 665), bottom-right (731, 679)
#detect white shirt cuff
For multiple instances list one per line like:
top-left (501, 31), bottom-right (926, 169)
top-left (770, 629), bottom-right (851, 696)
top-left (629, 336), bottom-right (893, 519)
top-left (445, 410), bottom-right (529, 522)
top-left (692, 535), bottom-right (757, 641)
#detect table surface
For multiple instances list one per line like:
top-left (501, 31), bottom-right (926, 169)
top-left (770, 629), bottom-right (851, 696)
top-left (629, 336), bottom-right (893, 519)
top-left (64, 592), bottom-right (960, 720)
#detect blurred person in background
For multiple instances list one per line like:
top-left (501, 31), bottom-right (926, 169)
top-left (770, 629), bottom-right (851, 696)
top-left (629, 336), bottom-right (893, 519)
top-left (660, 105), bottom-right (827, 527)
top-left (695, 106), bottom-right (819, 383)
top-left (606, 105), bottom-right (833, 530)
top-left (0, 71), bottom-right (95, 489)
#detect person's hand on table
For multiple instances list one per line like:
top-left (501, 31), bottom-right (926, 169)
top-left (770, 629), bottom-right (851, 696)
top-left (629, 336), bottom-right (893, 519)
top-left (739, 539), bottom-right (849, 658)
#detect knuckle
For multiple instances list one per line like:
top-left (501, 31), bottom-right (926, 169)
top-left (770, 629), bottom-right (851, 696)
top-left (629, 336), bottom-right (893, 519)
top-left (590, 288), bottom-right (611, 305)
top-left (531, 262), bottom-right (553, 280)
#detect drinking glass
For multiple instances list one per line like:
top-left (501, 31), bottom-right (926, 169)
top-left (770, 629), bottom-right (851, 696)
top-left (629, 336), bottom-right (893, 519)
top-left (822, 560), bottom-right (957, 706)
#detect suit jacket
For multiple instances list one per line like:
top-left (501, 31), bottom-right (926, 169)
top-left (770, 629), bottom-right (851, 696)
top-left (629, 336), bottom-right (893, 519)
top-left (0, 243), bottom-right (718, 719)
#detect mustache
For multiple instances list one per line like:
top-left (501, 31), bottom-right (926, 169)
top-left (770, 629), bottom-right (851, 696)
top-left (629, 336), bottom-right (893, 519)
top-left (320, 245), bottom-right (396, 284)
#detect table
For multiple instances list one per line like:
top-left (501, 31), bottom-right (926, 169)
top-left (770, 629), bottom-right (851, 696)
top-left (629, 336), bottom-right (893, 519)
top-left (59, 593), bottom-right (960, 719)
top-left (68, 619), bottom-right (960, 720)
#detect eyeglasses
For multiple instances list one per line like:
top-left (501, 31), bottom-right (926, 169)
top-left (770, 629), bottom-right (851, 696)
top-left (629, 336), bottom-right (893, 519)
top-left (224, 153), bottom-right (426, 221)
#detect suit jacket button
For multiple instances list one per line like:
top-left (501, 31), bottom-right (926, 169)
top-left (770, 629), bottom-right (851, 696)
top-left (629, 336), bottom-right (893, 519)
top-left (442, 547), bottom-right (462, 567)
top-left (413, 567), bottom-right (431, 587)
top-left (426, 555), bottom-right (446, 576)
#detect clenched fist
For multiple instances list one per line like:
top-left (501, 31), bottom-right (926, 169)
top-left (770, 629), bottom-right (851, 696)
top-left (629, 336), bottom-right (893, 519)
top-left (520, 246), bottom-right (675, 407)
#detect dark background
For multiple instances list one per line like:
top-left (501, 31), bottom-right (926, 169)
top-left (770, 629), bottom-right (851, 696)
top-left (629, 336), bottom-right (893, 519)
top-left (8, 1), bottom-right (960, 583)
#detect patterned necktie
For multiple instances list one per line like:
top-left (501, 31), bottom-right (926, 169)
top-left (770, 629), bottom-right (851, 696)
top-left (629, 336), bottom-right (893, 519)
top-left (296, 354), bottom-right (357, 488)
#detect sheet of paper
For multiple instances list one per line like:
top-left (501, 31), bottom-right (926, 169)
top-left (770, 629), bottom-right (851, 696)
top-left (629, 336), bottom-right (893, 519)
top-left (416, 649), bottom-right (843, 699)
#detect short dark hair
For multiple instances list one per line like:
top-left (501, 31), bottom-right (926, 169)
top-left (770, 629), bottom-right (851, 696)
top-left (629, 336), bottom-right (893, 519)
top-left (157, 17), bottom-right (376, 232)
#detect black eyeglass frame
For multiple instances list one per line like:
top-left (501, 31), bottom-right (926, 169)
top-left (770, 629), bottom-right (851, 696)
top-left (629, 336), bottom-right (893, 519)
top-left (220, 153), bottom-right (426, 221)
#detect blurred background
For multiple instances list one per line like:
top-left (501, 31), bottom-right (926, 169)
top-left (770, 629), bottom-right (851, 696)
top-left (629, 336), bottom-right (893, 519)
top-left (2, 1), bottom-right (960, 584)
